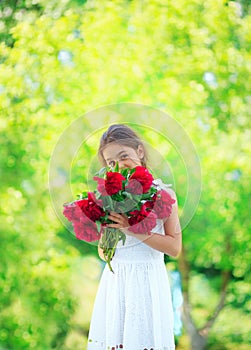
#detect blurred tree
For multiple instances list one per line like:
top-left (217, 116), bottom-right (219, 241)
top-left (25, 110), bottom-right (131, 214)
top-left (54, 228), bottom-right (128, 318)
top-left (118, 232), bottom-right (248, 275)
top-left (0, 0), bottom-right (251, 349)
top-left (0, 0), bottom-right (87, 46)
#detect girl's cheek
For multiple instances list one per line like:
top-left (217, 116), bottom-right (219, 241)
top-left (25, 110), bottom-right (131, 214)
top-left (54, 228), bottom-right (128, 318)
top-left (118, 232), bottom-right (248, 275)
top-left (119, 161), bottom-right (129, 168)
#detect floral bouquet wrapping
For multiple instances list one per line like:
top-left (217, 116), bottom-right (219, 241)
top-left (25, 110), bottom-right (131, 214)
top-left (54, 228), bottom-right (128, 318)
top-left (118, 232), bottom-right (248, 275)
top-left (63, 164), bottom-right (176, 273)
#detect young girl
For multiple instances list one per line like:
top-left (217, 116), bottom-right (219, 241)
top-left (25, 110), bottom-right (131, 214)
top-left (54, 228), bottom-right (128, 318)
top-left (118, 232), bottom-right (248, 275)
top-left (87, 124), bottom-right (182, 350)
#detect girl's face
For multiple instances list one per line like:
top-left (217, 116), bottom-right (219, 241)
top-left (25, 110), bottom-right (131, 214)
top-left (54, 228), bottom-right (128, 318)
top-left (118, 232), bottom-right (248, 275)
top-left (102, 143), bottom-right (144, 170)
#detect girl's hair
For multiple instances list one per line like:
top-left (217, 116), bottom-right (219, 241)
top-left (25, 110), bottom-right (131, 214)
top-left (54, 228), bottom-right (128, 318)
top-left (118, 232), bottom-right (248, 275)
top-left (98, 124), bottom-right (148, 167)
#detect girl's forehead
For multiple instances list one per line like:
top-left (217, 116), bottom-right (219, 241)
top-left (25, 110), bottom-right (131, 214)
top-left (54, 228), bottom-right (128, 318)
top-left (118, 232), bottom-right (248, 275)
top-left (103, 143), bottom-right (134, 157)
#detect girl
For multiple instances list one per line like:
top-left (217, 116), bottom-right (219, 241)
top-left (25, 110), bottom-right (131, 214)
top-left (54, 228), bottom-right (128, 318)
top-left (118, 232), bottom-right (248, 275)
top-left (87, 124), bottom-right (182, 350)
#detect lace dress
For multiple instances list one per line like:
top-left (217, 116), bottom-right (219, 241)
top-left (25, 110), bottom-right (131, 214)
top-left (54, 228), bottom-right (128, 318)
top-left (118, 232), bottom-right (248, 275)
top-left (87, 180), bottom-right (176, 350)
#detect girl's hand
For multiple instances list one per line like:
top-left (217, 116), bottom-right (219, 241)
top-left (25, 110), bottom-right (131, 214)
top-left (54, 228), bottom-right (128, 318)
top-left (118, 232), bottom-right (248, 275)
top-left (107, 211), bottom-right (133, 236)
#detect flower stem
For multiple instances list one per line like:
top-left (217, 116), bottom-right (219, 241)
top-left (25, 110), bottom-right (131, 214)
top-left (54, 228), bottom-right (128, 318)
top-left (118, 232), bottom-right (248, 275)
top-left (100, 227), bottom-right (124, 273)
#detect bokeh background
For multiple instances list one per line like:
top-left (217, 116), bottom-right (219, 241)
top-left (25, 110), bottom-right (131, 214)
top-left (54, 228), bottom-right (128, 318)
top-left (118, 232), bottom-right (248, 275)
top-left (1, 1), bottom-right (251, 349)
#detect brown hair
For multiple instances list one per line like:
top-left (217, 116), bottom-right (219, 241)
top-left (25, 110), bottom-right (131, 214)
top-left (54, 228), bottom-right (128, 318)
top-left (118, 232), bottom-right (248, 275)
top-left (98, 124), bottom-right (148, 167)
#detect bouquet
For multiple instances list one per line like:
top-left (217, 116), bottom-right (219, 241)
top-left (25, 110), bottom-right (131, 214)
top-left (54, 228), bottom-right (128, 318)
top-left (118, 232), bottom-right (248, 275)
top-left (63, 164), bottom-right (176, 273)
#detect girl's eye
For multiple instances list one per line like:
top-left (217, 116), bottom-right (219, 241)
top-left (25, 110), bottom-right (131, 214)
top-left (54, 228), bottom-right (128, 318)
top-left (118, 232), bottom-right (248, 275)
top-left (120, 154), bottom-right (128, 160)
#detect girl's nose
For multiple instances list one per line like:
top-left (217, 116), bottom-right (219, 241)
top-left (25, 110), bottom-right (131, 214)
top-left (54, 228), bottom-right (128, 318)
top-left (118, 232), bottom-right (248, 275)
top-left (118, 160), bottom-right (125, 169)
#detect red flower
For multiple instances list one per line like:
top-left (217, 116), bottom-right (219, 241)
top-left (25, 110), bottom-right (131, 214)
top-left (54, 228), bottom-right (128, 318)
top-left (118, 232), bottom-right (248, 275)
top-left (143, 200), bottom-right (155, 210)
top-left (63, 202), bottom-right (83, 221)
top-left (94, 172), bottom-right (126, 196)
top-left (76, 192), bottom-right (105, 221)
top-left (128, 203), bottom-right (157, 234)
top-left (105, 172), bottom-right (125, 195)
top-left (125, 178), bottom-right (143, 195)
top-left (72, 215), bottom-right (101, 242)
top-left (152, 190), bottom-right (176, 218)
top-left (63, 201), bottom-right (101, 242)
top-left (127, 166), bottom-right (154, 194)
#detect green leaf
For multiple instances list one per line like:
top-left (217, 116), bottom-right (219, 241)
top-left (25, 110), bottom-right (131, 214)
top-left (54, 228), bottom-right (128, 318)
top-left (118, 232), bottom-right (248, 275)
top-left (96, 192), bottom-right (102, 199)
top-left (80, 191), bottom-right (88, 198)
top-left (121, 168), bottom-right (131, 178)
top-left (102, 195), bottom-right (114, 211)
top-left (121, 233), bottom-right (126, 245)
top-left (96, 220), bottom-right (102, 233)
top-left (123, 191), bottom-right (133, 200)
top-left (129, 167), bottom-right (136, 176)
top-left (115, 161), bottom-right (119, 172)
top-left (94, 167), bottom-right (107, 177)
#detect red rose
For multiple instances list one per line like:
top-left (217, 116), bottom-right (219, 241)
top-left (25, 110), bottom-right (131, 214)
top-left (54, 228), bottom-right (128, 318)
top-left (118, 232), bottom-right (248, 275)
top-left (72, 215), bottom-right (101, 242)
top-left (127, 166), bottom-right (154, 194)
top-left (105, 172), bottom-right (126, 195)
top-left (125, 178), bottom-right (143, 195)
top-left (76, 192), bottom-right (105, 221)
top-left (63, 202), bottom-right (83, 221)
top-left (152, 190), bottom-right (176, 219)
top-left (128, 203), bottom-right (157, 234)
top-left (143, 200), bottom-right (155, 210)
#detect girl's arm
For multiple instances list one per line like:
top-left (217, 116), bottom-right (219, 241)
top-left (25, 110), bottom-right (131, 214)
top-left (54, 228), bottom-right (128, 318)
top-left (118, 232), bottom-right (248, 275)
top-left (125, 188), bottom-right (182, 257)
top-left (98, 245), bottom-right (106, 261)
top-left (107, 188), bottom-right (182, 257)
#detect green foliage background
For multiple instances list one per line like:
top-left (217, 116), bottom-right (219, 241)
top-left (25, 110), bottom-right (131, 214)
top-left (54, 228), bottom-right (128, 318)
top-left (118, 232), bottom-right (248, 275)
top-left (0, 0), bottom-right (251, 349)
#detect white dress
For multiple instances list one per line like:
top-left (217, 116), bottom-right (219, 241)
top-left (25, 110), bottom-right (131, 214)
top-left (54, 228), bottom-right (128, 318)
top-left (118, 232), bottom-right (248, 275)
top-left (87, 180), bottom-right (176, 350)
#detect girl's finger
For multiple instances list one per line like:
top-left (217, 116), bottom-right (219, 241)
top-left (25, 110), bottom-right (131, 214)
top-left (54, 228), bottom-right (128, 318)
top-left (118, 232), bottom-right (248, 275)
top-left (106, 223), bottom-right (119, 228)
top-left (108, 215), bottom-right (120, 222)
top-left (109, 211), bottom-right (121, 218)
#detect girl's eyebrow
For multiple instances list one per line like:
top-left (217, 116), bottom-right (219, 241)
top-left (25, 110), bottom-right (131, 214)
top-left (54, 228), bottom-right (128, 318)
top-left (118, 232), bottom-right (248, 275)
top-left (106, 150), bottom-right (126, 161)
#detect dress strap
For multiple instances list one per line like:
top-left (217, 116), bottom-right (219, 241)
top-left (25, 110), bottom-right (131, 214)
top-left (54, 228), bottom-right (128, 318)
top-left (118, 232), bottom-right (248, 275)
top-left (153, 178), bottom-right (172, 190)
